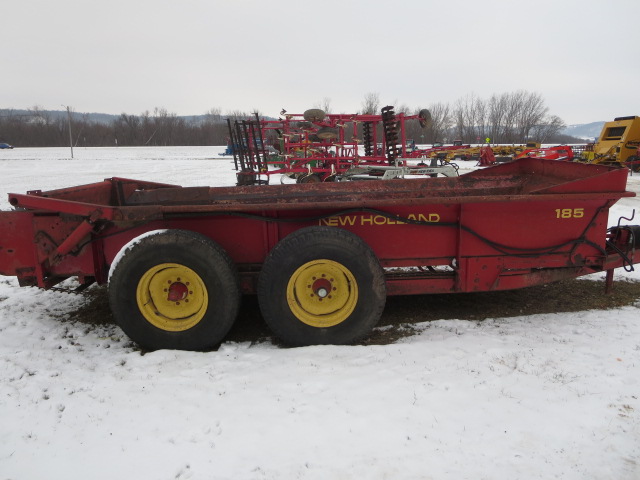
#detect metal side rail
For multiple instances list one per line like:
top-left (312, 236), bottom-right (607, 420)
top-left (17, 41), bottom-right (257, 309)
top-left (338, 163), bottom-right (459, 181)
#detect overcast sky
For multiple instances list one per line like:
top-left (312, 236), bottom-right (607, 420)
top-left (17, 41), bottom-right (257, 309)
top-left (2, 0), bottom-right (639, 124)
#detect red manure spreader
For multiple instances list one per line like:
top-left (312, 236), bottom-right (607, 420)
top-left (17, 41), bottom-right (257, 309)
top-left (0, 158), bottom-right (638, 350)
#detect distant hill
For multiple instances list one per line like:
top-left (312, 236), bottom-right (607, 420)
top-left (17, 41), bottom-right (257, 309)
top-left (1, 108), bottom-right (609, 138)
top-left (0, 109), bottom-right (120, 124)
top-left (561, 122), bottom-right (604, 141)
top-left (0, 108), bottom-right (217, 125)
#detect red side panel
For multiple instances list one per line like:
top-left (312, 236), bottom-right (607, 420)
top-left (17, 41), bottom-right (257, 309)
top-left (0, 211), bottom-right (36, 277)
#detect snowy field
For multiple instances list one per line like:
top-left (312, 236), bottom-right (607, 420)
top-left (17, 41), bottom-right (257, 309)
top-left (1, 146), bottom-right (640, 480)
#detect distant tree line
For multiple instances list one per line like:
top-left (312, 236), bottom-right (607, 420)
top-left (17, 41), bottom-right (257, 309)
top-left (0, 90), bottom-right (576, 148)
top-left (364, 90), bottom-right (569, 145)
top-left (0, 107), bottom-right (238, 147)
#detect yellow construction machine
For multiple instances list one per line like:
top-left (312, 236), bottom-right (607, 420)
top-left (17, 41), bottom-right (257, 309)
top-left (579, 116), bottom-right (640, 170)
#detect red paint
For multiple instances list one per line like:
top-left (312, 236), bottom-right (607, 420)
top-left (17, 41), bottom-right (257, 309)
top-left (0, 159), bottom-right (637, 295)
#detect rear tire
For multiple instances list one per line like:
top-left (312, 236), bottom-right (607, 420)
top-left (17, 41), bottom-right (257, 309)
top-left (257, 226), bottom-right (386, 346)
top-left (108, 230), bottom-right (240, 351)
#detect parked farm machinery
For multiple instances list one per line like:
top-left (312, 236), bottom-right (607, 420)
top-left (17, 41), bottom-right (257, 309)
top-left (226, 107), bottom-right (459, 184)
top-left (0, 158), bottom-right (638, 351)
top-left (576, 115), bottom-right (640, 171)
top-left (409, 143), bottom-right (538, 164)
top-left (515, 145), bottom-right (575, 161)
top-left (407, 141), bottom-right (472, 161)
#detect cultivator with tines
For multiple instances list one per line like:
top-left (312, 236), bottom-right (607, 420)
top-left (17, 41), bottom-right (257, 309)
top-left (226, 106), bottom-right (453, 184)
top-left (227, 114), bottom-right (271, 186)
top-left (381, 106), bottom-right (400, 165)
top-left (362, 121), bottom-right (374, 157)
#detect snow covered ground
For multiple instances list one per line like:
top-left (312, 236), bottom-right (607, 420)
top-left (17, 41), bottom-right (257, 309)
top-left (1, 147), bottom-right (639, 480)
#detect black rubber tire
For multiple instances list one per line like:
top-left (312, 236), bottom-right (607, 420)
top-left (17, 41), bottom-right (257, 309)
top-left (108, 230), bottom-right (240, 351)
top-left (418, 108), bottom-right (432, 128)
top-left (316, 127), bottom-right (339, 140)
top-left (257, 226), bottom-right (386, 346)
top-left (303, 109), bottom-right (326, 122)
top-left (298, 173), bottom-right (321, 183)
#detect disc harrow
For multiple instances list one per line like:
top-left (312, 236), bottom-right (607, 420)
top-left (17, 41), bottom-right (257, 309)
top-left (226, 105), bottom-right (457, 184)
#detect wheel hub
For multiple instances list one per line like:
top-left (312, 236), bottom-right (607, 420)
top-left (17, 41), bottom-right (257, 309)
top-left (311, 277), bottom-right (332, 299)
top-left (136, 263), bottom-right (208, 332)
top-left (286, 259), bottom-right (358, 328)
top-left (167, 281), bottom-right (189, 302)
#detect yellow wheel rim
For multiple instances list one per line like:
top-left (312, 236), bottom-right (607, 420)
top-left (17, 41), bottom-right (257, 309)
top-left (286, 259), bottom-right (358, 328)
top-left (136, 263), bottom-right (208, 332)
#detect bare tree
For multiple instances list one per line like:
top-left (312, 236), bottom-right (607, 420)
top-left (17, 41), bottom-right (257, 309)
top-left (113, 113), bottom-right (141, 145)
top-left (361, 92), bottom-right (380, 114)
top-left (487, 93), bottom-right (508, 142)
top-left (453, 93), bottom-right (486, 143)
top-left (205, 107), bottom-right (222, 123)
top-left (423, 102), bottom-right (453, 143)
top-left (530, 115), bottom-right (565, 143)
top-left (392, 103), bottom-right (410, 115)
top-left (29, 105), bottom-right (51, 126)
top-left (514, 91), bottom-right (548, 141)
top-left (225, 109), bottom-right (251, 120)
top-left (314, 97), bottom-right (332, 113)
top-left (452, 90), bottom-right (561, 144)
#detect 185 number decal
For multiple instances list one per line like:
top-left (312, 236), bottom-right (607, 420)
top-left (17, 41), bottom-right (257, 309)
top-left (555, 208), bottom-right (584, 219)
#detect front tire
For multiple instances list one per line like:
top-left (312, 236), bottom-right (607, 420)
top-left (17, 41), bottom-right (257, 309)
top-left (108, 230), bottom-right (240, 351)
top-left (257, 227), bottom-right (386, 346)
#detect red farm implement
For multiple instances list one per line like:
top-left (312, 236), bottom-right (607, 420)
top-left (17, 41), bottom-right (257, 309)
top-left (515, 145), bottom-right (575, 161)
top-left (0, 158), bottom-right (638, 350)
top-left (227, 107), bottom-right (458, 184)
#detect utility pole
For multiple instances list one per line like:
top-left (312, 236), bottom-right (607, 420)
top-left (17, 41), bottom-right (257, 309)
top-left (62, 105), bottom-right (74, 158)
